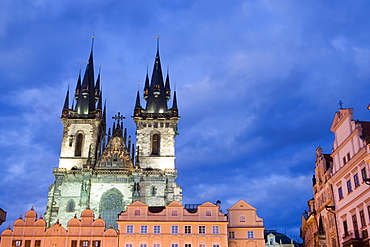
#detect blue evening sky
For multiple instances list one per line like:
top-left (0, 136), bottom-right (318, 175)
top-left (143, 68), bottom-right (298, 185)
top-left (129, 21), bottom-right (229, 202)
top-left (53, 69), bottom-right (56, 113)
top-left (1, 0), bottom-right (370, 241)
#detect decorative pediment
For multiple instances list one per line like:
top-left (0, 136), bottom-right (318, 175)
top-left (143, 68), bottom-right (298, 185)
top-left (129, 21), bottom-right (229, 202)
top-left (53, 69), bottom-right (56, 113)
top-left (96, 136), bottom-right (133, 169)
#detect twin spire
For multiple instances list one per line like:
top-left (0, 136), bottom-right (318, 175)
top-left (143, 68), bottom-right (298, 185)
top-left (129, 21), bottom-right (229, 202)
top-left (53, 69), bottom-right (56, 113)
top-left (62, 37), bottom-right (178, 119)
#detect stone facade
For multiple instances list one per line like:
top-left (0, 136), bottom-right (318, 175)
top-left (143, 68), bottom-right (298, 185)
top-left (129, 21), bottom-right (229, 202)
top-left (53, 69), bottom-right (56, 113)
top-left (134, 118), bottom-right (178, 170)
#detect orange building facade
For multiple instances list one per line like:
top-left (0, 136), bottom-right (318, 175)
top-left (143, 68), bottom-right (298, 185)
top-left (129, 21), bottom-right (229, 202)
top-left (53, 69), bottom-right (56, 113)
top-left (1, 200), bottom-right (264, 247)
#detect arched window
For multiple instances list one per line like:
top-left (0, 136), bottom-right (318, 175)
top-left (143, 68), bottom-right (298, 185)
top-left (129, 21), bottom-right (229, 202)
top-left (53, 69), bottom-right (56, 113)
top-left (99, 188), bottom-right (123, 230)
top-left (75, 133), bottom-right (83, 157)
top-left (67, 200), bottom-right (75, 212)
top-left (151, 133), bottom-right (160, 155)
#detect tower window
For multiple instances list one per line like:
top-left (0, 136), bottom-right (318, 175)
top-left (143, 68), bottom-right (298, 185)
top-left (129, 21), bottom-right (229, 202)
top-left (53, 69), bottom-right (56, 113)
top-left (75, 133), bottom-right (83, 157)
top-left (67, 200), bottom-right (75, 212)
top-left (151, 186), bottom-right (156, 196)
top-left (151, 134), bottom-right (160, 155)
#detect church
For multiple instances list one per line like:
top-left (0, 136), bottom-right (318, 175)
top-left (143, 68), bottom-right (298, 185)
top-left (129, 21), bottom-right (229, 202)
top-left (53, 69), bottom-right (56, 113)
top-left (44, 37), bottom-right (182, 230)
top-left (0, 38), bottom-right (265, 247)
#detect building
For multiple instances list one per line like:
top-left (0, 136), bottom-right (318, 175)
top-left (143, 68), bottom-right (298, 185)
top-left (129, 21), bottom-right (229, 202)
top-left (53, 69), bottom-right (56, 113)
top-left (0, 39), bottom-right (266, 247)
top-left (0, 207), bottom-right (118, 247)
top-left (265, 230), bottom-right (299, 247)
top-left (301, 147), bottom-right (339, 247)
top-left (45, 38), bottom-right (182, 229)
top-left (301, 107), bottom-right (370, 247)
top-left (1, 200), bottom-right (265, 247)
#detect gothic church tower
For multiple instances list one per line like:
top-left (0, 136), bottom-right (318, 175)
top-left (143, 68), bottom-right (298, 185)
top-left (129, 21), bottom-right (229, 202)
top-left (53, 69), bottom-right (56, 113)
top-left (45, 38), bottom-right (182, 229)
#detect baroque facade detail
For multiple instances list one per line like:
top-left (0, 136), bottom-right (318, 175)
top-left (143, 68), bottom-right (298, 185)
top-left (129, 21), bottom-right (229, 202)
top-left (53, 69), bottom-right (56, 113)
top-left (301, 107), bottom-right (370, 247)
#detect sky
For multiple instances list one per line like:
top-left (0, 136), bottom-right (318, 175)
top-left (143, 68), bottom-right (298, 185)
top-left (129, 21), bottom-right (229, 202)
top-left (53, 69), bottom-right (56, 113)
top-left (1, 0), bottom-right (370, 241)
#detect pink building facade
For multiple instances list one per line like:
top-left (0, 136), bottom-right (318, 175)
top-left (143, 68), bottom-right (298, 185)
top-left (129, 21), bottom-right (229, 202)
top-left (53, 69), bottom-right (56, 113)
top-left (302, 107), bottom-right (370, 247)
top-left (1, 200), bottom-right (265, 247)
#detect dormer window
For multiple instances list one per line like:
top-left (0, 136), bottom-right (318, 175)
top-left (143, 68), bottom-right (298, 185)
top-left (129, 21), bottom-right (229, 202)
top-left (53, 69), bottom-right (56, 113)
top-left (134, 209), bottom-right (140, 216)
top-left (205, 210), bottom-right (212, 216)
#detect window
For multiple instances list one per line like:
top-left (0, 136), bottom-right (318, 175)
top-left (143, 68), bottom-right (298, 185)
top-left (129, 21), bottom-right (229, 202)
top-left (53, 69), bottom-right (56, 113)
top-left (199, 225), bottom-right (206, 234)
top-left (153, 244), bottom-right (160, 247)
top-left (213, 245), bottom-right (220, 247)
top-left (347, 180), bottom-right (353, 193)
top-left (347, 153), bottom-right (351, 162)
top-left (185, 245), bottom-right (192, 247)
top-left (368, 206), bottom-right (370, 222)
top-left (140, 244), bottom-right (147, 247)
top-left (81, 241), bottom-right (89, 247)
top-left (352, 214), bottom-right (360, 238)
top-left (152, 134), bottom-right (160, 155)
top-left (141, 225), bottom-right (148, 234)
top-left (154, 225), bottom-right (161, 234)
top-left (127, 225), bottom-right (134, 233)
top-left (343, 220), bottom-right (349, 236)
top-left (75, 133), bottom-right (83, 157)
top-left (151, 186), bottom-right (156, 196)
top-left (362, 168), bottom-right (367, 182)
top-left (228, 231), bottom-right (235, 239)
top-left (199, 245), bottom-right (206, 247)
top-left (354, 174), bottom-right (360, 188)
top-left (239, 215), bottom-right (246, 222)
top-left (71, 240), bottom-right (77, 247)
top-left (126, 245), bottom-right (133, 247)
top-left (93, 241), bottom-right (101, 247)
top-left (247, 231), bottom-right (254, 239)
top-left (35, 240), bottom-right (41, 247)
top-left (206, 210), bottom-right (212, 216)
top-left (338, 187), bottom-right (343, 199)
top-left (171, 225), bottom-right (179, 234)
top-left (67, 200), bottom-right (75, 212)
top-left (360, 210), bottom-right (366, 228)
top-left (12, 240), bottom-right (22, 246)
top-left (171, 210), bottom-right (178, 216)
top-left (25, 240), bottom-right (31, 247)
top-left (171, 244), bottom-right (178, 247)
top-left (135, 209), bottom-right (141, 216)
top-left (343, 157), bottom-right (347, 165)
top-left (212, 225), bottom-right (219, 234)
top-left (185, 225), bottom-right (191, 234)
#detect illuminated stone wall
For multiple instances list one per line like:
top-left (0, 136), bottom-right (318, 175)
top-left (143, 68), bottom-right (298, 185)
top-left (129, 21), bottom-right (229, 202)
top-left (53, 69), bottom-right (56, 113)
top-left (135, 118), bottom-right (179, 170)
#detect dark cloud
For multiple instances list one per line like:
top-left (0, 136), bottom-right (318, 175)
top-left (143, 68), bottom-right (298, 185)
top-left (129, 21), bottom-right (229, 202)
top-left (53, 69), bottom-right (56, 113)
top-left (1, 0), bottom-right (370, 241)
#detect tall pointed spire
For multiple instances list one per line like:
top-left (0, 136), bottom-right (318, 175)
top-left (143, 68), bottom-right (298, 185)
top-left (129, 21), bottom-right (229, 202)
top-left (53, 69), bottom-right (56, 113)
top-left (95, 67), bottom-right (101, 102)
top-left (144, 37), bottom-right (168, 113)
top-left (172, 90), bottom-right (178, 110)
top-left (76, 36), bottom-right (96, 115)
top-left (62, 84), bottom-right (70, 117)
top-left (74, 68), bottom-right (82, 99)
top-left (135, 91), bottom-right (141, 109)
top-left (143, 67), bottom-right (150, 99)
top-left (165, 66), bottom-right (171, 101)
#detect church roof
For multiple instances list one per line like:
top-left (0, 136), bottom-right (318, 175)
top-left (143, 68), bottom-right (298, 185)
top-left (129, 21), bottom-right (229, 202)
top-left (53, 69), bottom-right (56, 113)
top-left (265, 230), bottom-right (298, 246)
